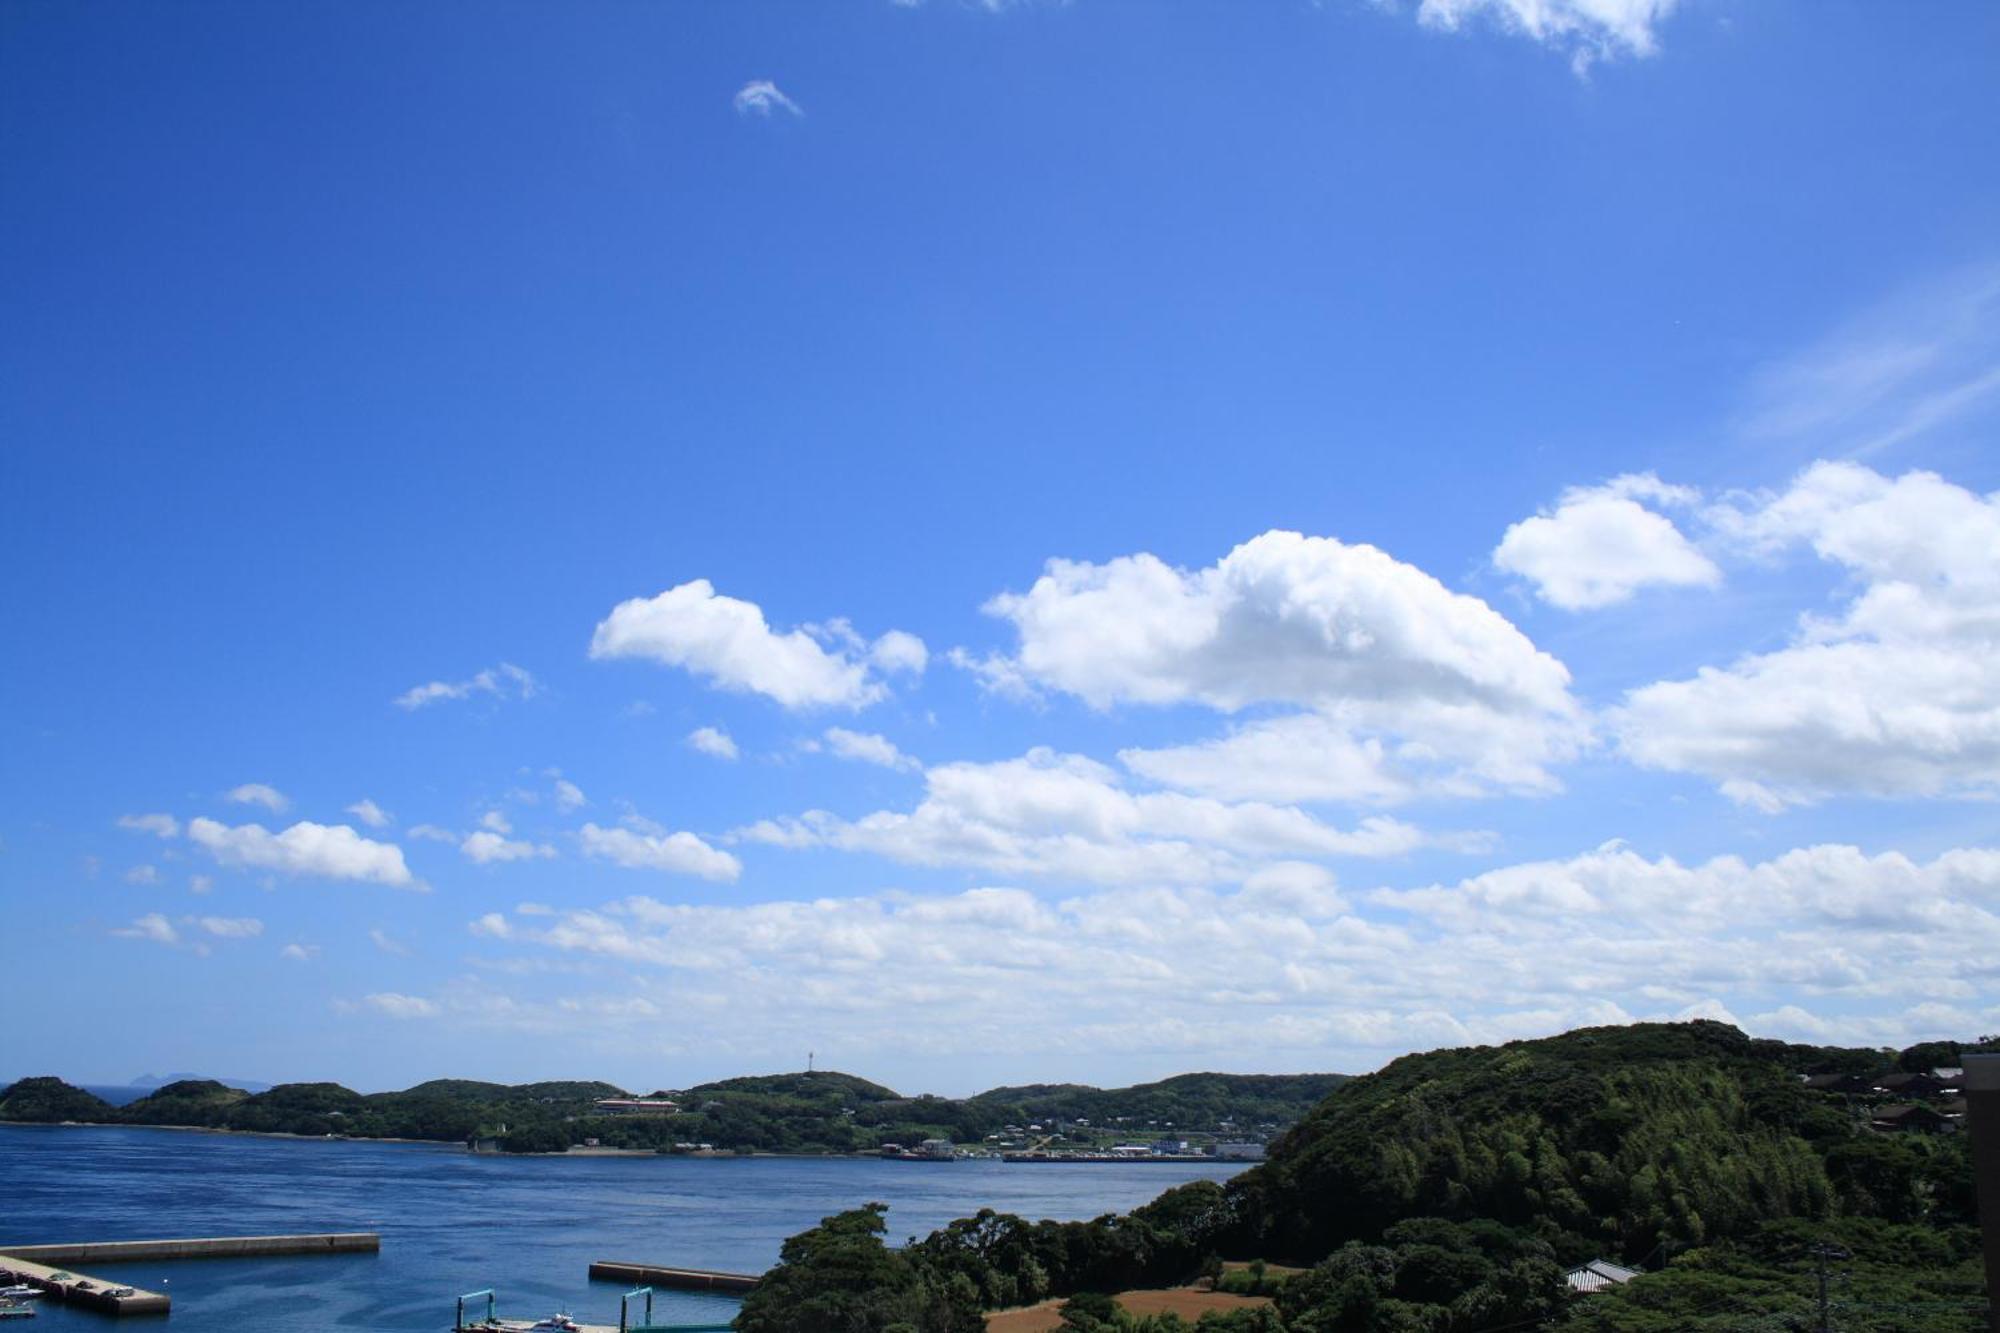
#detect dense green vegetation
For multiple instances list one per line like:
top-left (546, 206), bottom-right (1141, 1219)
top-left (969, 1075), bottom-right (1351, 1135)
top-left (737, 1022), bottom-right (1989, 1332)
top-left (0, 1067), bottom-right (1335, 1154)
top-left (0, 1076), bottom-right (118, 1122)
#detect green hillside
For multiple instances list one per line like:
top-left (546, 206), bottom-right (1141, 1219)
top-left (738, 1022), bottom-right (1988, 1332)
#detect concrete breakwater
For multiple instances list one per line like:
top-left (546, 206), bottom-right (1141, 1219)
top-left (0, 1233), bottom-right (380, 1316)
top-left (1, 1232), bottom-right (379, 1265)
top-left (588, 1260), bottom-right (762, 1294)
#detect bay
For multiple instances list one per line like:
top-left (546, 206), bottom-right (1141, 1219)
top-left (0, 1125), bottom-right (1246, 1331)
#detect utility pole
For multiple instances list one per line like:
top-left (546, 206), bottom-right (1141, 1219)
top-left (1967, 1054), bottom-right (2000, 1333)
top-left (1809, 1242), bottom-right (1846, 1333)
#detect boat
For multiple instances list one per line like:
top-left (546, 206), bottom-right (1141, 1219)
top-left (0, 1302), bottom-right (34, 1320)
top-left (0, 1288), bottom-right (34, 1300)
top-left (528, 1314), bottom-right (581, 1331)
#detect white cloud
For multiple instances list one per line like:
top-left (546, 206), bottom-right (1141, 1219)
top-left (733, 79), bottom-right (803, 118)
top-left (479, 810), bottom-right (513, 835)
top-left (987, 532), bottom-right (1573, 715)
top-left (198, 916), bottom-right (264, 939)
top-left (461, 830), bottom-right (557, 865)
top-left (394, 662), bottom-right (539, 711)
top-left (1741, 262), bottom-right (2000, 458)
top-left (740, 747), bottom-right (1432, 887)
top-left (822, 728), bottom-right (920, 772)
top-left (469, 837), bottom-right (2000, 1070)
top-left (1410, 0), bottom-right (1681, 73)
top-left (579, 821), bottom-right (742, 882)
top-left (978, 531), bottom-right (1584, 803)
top-left (124, 864), bottom-right (160, 886)
top-left (363, 992), bottom-right (440, 1019)
top-left (407, 824), bottom-right (456, 843)
top-left (225, 783), bottom-right (289, 813)
top-left (1619, 461), bottom-right (2000, 807)
top-left (1493, 473), bottom-right (1721, 610)
top-left (470, 912), bottom-right (513, 940)
top-left (279, 943), bottom-right (319, 962)
top-left (553, 779), bottom-right (587, 812)
top-left (187, 817), bottom-right (417, 888)
top-left (113, 913), bottom-right (180, 946)
top-left (117, 813), bottom-right (180, 838)
top-left (688, 726), bottom-right (741, 761)
top-left (369, 928), bottom-right (410, 955)
top-left (591, 580), bottom-right (922, 710)
top-left (345, 799), bottom-right (392, 829)
top-left (189, 874), bottom-right (213, 895)
top-left (869, 630), bottom-right (929, 675)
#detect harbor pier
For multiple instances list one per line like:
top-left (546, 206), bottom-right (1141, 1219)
top-left (588, 1261), bottom-right (761, 1294)
top-left (0, 1233), bottom-right (380, 1317)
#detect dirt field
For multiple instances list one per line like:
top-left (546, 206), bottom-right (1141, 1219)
top-left (985, 1288), bottom-right (1275, 1332)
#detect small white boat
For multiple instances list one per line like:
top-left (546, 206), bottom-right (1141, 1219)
top-left (0, 1289), bottom-right (34, 1301)
top-left (528, 1315), bottom-right (580, 1332)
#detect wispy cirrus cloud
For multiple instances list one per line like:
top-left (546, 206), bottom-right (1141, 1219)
top-left (1741, 261), bottom-right (2000, 459)
top-left (394, 662), bottom-right (539, 711)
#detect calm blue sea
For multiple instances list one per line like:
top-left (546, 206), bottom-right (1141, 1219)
top-left (0, 1126), bottom-right (1245, 1331)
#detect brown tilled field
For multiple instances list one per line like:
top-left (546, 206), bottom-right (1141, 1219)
top-left (985, 1288), bottom-right (1275, 1332)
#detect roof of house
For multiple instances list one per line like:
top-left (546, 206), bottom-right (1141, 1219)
top-left (1564, 1259), bottom-right (1641, 1294)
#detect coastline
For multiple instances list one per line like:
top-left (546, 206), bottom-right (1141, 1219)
top-left (0, 1122), bottom-right (958, 1160)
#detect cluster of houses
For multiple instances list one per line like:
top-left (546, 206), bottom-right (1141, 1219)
top-left (1800, 1066), bottom-right (1969, 1134)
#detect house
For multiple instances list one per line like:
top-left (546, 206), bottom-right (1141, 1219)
top-left (1869, 1103), bottom-right (1951, 1134)
top-left (593, 1098), bottom-right (681, 1116)
top-left (1869, 1072), bottom-right (1943, 1099)
top-left (1564, 1260), bottom-right (1641, 1294)
top-left (1211, 1141), bottom-right (1266, 1160)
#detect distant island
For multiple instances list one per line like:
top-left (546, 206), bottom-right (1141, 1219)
top-left (0, 1068), bottom-right (1347, 1156)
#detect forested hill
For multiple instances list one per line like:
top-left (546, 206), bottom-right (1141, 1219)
top-left (0, 1067), bottom-right (1342, 1152)
top-left (736, 1021), bottom-right (1988, 1332)
top-left (969, 1072), bottom-right (1349, 1130)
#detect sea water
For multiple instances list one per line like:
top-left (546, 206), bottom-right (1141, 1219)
top-left (0, 1125), bottom-right (1245, 1330)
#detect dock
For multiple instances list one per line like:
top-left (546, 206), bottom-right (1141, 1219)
top-left (0, 1253), bottom-right (168, 1316)
top-left (0, 1233), bottom-right (380, 1317)
top-left (588, 1261), bottom-right (761, 1294)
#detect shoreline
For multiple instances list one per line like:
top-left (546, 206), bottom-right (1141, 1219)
top-left (0, 1123), bottom-right (959, 1160)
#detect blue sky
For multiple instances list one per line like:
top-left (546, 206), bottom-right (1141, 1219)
top-left (5, 0), bottom-right (1999, 1096)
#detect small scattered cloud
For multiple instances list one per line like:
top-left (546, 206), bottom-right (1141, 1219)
top-left (112, 913), bottom-right (180, 947)
top-left (124, 864), bottom-right (160, 886)
top-left (1406, 0), bottom-right (1682, 75)
top-left (461, 830), bottom-right (557, 865)
top-left (479, 810), bottom-right (513, 835)
top-left (688, 726), bottom-right (741, 761)
top-left (470, 912), bottom-right (513, 940)
top-left (1493, 473), bottom-right (1721, 610)
top-left (733, 79), bottom-right (803, 118)
top-left (225, 783), bottom-right (290, 814)
top-left (188, 817), bottom-right (418, 888)
top-left (407, 824), bottom-right (457, 844)
top-left (822, 727), bottom-right (920, 772)
top-left (363, 992), bottom-right (440, 1019)
top-left (117, 813), bottom-right (180, 838)
top-left (553, 778), bottom-right (587, 812)
top-left (591, 580), bottom-right (922, 710)
top-left (394, 663), bottom-right (539, 711)
top-left (369, 928), bottom-right (411, 956)
top-left (579, 821), bottom-right (742, 882)
top-left (279, 943), bottom-right (319, 962)
top-left (198, 915), bottom-right (264, 939)
top-left (346, 799), bottom-right (392, 829)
